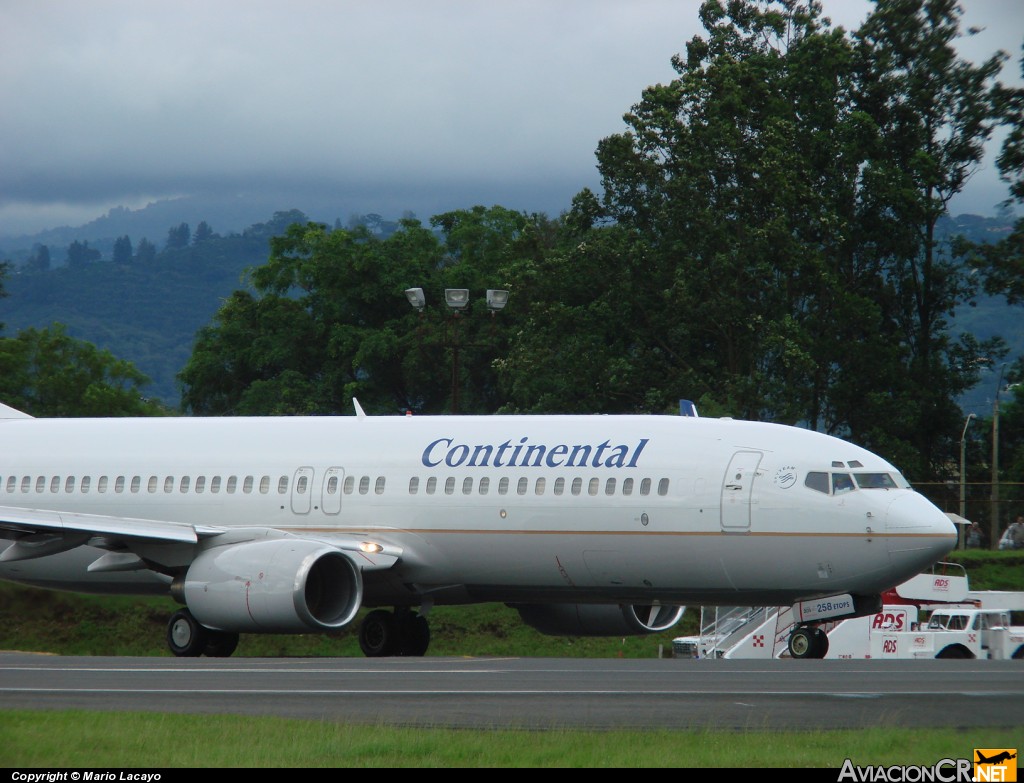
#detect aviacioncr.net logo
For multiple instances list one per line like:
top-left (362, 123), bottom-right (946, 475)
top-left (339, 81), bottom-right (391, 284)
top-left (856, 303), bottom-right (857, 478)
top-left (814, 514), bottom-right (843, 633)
top-left (974, 749), bottom-right (1017, 782)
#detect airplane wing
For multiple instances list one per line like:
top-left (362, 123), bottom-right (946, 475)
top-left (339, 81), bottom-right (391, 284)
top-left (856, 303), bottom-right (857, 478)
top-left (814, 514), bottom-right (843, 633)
top-left (0, 506), bottom-right (402, 571)
top-left (0, 505), bottom-right (221, 563)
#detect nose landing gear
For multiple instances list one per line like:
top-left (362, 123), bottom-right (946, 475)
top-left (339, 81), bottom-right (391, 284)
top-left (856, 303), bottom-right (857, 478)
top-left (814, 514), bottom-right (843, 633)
top-left (788, 625), bottom-right (829, 659)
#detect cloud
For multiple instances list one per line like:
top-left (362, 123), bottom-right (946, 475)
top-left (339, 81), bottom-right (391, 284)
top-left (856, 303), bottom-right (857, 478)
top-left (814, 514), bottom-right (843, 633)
top-left (1, 0), bottom-right (1020, 234)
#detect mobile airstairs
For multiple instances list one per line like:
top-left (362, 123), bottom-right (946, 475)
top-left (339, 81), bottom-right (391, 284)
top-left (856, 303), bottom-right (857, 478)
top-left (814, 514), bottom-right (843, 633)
top-left (673, 563), bottom-right (976, 659)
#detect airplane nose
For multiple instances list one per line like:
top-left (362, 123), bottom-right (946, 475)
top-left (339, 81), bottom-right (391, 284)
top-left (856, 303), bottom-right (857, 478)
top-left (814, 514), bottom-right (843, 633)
top-left (886, 492), bottom-right (958, 567)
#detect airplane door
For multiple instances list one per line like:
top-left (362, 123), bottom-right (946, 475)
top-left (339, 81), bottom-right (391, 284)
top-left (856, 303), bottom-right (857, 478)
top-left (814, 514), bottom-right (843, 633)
top-left (321, 467), bottom-right (344, 515)
top-left (720, 451), bottom-right (763, 531)
top-left (291, 467), bottom-right (314, 514)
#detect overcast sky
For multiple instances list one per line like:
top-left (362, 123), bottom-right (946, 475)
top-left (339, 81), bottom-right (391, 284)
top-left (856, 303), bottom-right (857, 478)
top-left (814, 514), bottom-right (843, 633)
top-left (1, 0), bottom-right (1022, 236)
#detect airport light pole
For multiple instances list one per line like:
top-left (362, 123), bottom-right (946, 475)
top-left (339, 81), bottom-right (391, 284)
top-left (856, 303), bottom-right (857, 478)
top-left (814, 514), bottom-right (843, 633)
top-left (959, 413), bottom-right (975, 549)
top-left (404, 287), bottom-right (509, 413)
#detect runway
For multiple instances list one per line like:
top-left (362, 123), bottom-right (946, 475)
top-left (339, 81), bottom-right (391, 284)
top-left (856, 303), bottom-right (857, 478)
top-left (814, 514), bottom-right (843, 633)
top-left (2, 653), bottom-right (1022, 730)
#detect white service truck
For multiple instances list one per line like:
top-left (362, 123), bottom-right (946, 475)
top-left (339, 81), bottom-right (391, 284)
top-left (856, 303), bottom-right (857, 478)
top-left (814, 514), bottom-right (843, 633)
top-left (869, 607), bottom-right (1024, 660)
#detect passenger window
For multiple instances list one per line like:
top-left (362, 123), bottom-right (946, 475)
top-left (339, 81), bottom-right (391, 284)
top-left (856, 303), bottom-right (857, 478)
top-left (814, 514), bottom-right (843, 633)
top-left (342, 475), bottom-right (353, 494)
top-left (358, 476), bottom-right (369, 495)
top-left (408, 477), bottom-right (419, 495)
top-left (605, 478), bottom-right (616, 496)
top-left (804, 472), bottom-right (829, 494)
top-left (35, 476), bottom-right (45, 493)
top-left (6, 476), bottom-right (15, 492)
top-left (243, 476), bottom-right (254, 494)
top-left (375, 477), bottom-right (385, 495)
top-left (328, 476), bottom-right (339, 494)
top-left (226, 476), bottom-right (237, 493)
top-left (426, 476), bottom-right (437, 495)
top-left (640, 478), bottom-right (651, 496)
top-left (210, 476), bottom-right (221, 493)
top-left (50, 476), bottom-right (60, 493)
top-left (21, 476), bottom-right (31, 492)
top-left (832, 473), bottom-right (855, 494)
top-left (81, 476), bottom-right (91, 493)
top-left (196, 476), bottom-right (206, 494)
top-left (463, 477), bottom-right (473, 495)
top-left (479, 477), bottom-right (490, 495)
top-left (164, 476), bottom-right (174, 493)
top-left (65, 476), bottom-right (75, 493)
top-left (535, 478), bottom-right (546, 495)
top-left (517, 477), bottom-right (528, 495)
top-left (98, 476), bottom-right (108, 493)
top-left (130, 476), bottom-right (141, 493)
top-left (259, 476), bottom-right (270, 494)
top-left (115, 476), bottom-right (125, 493)
top-left (588, 478), bottom-right (599, 496)
top-left (622, 478), bottom-right (633, 496)
top-left (445, 477), bottom-right (455, 495)
top-left (498, 477), bottom-right (509, 495)
top-left (277, 476), bottom-right (288, 494)
top-left (554, 477), bottom-right (564, 496)
top-left (180, 476), bottom-right (191, 493)
top-left (658, 478), bottom-right (670, 496)
top-left (571, 478), bottom-right (582, 496)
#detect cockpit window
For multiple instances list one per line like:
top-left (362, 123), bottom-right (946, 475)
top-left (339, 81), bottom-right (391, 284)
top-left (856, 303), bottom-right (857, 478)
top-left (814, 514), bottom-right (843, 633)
top-left (804, 472), bottom-right (829, 494)
top-left (854, 472), bottom-right (897, 489)
top-left (832, 473), bottom-right (855, 494)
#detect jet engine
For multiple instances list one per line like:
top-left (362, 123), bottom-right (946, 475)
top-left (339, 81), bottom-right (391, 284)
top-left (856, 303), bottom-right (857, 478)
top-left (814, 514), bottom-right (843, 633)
top-left (515, 603), bottom-right (685, 636)
top-left (177, 539), bottom-right (362, 633)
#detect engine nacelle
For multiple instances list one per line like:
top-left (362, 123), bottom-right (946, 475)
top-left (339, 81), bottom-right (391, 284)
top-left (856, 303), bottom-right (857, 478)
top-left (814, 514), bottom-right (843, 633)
top-left (179, 539), bottom-right (362, 633)
top-left (515, 603), bottom-right (686, 636)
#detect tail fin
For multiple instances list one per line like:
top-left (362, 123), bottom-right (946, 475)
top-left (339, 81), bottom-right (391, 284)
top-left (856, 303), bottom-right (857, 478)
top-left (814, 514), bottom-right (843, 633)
top-left (0, 402), bottom-right (33, 419)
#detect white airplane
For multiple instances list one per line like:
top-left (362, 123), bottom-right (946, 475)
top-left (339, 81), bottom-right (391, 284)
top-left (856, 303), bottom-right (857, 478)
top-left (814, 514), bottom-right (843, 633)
top-left (0, 399), bottom-right (956, 659)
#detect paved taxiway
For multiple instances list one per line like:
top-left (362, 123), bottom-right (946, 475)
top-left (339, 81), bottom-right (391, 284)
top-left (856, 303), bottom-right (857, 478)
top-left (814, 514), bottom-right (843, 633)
top-left (2, 654), bottom-right (1021, 730)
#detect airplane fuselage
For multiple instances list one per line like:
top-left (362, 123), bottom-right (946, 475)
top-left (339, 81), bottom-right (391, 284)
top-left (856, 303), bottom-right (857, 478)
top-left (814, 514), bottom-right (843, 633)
top-left (0, 413), bottom-right (956, 610)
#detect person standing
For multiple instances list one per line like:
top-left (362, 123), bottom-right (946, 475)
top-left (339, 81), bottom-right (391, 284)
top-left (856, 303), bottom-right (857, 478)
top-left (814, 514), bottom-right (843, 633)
top-left (966, 522), bottom-right (983, 549)
top-left (1011, 516), bottom-right (1024, 550)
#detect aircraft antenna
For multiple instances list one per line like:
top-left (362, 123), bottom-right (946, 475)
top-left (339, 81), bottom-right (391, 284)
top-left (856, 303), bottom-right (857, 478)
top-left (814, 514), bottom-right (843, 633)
top-left (353, 398), bottom-right (367, 419)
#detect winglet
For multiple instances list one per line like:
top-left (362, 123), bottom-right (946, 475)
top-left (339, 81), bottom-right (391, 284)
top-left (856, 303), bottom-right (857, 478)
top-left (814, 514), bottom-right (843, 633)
top-left (353, 398), bottom-right (367, 419)
top-left (0, 402), bottom-right (33, 419)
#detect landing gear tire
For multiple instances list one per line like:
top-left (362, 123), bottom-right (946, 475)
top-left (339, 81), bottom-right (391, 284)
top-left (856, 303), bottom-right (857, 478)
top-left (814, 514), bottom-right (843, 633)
top-left (788, 626), bottom-right (828, 659)
top-left (399, 613), bottom-right (430, 657)
top-left (204, 630), bottom-right (240, 658)
top-left (359, 609), bottom-right (432, 657)
top-left (167, 609), bottom-right (209, 657)
top-left (359, 609), bottom-right (401, 657)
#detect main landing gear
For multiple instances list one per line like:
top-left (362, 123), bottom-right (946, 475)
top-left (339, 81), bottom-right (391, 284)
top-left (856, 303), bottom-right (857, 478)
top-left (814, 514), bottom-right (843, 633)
top-left (358, 608), bottom-right (431, 657)
top-left (167, 609), bottom-right (240, 658)
top-left (787, 625), bottom-right (829, 659)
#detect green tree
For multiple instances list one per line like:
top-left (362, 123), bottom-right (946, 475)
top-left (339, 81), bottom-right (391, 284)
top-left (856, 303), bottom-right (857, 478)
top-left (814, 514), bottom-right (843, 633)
top-left (0, 260), bottom-right (8, 331)
top-left (179, 208), bottom-right (541, 416)
top-left (165, 223), bottom-right (190, 250)
top-left (24, 245), bottom-right (50, 273)
top-left (193, 221), bottom-right (214, 244)
top-left (135, 237), bottom-right (157, 264)
top-left (66, 240), bottom-right (100, 269)
top-left (112, 235), bottom-right (133, 265)
top-left (519, 0), bottom-right (1006, 480)
top-left (846, 0), bottom-right (1008, 473)
top-left (0, 324), bottom-right (165, 417)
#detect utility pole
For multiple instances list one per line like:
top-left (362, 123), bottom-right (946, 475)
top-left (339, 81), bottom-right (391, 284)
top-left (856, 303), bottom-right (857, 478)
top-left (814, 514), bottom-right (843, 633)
top-left (960, 413), bottom-right (975, 550)
top-left (990, 364), bottom-right (1006, 550)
